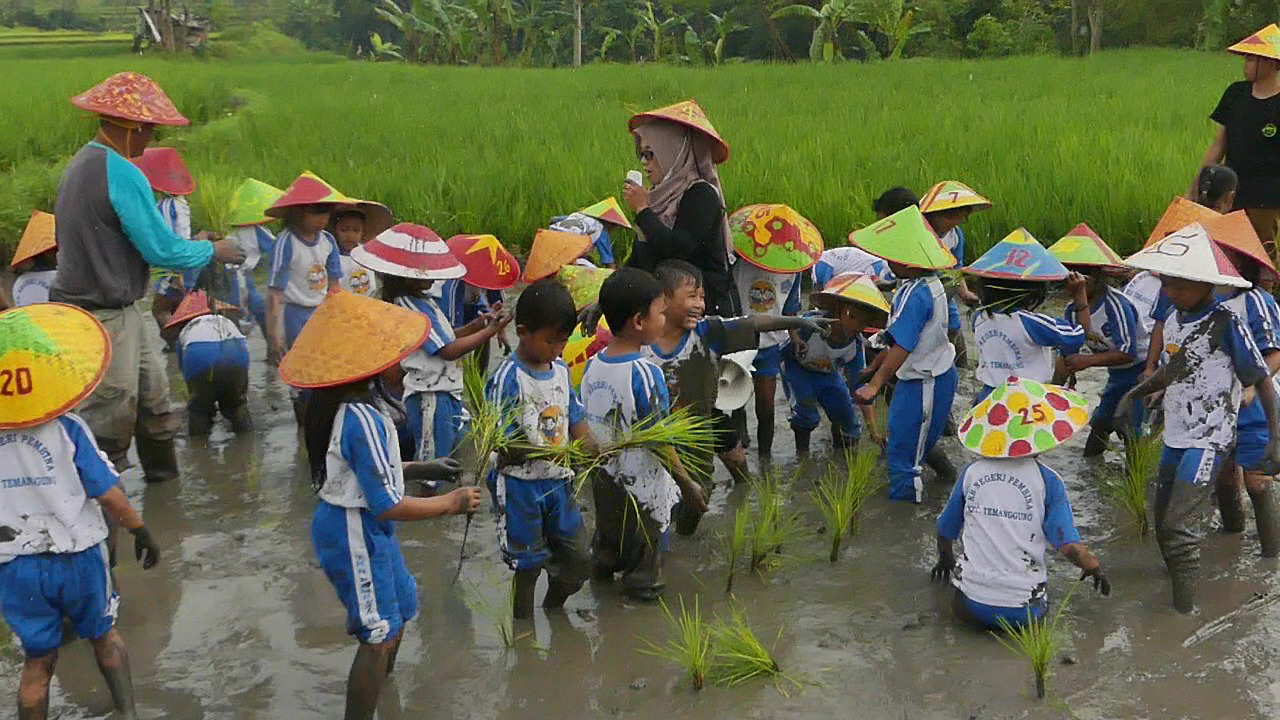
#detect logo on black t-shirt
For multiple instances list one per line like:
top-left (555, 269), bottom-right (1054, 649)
top-left (1265, 123), bottom-right (1278, 138)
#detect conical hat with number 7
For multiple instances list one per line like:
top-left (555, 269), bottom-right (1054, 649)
top-left (0, 303), bottom-right (111, 430)
top-left (1125, 223), bottom-right (1251, 289)
top-left (919, 180), bottom-right (992, 214)
top-left (848, 206), bottom-right (955, 270)
top-left (959, 377), bottom-right (1091, 458)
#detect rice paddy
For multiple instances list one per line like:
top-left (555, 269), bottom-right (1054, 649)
top-left (811, 447), bottom-right (883, 562)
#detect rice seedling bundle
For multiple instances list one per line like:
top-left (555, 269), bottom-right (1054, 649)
top-left (747, 472), bottom-right (802, 574)
top-left (706, 605), bottom-right (788, 689)
top-left (1097, 429), bottom-right (1160, 537)
top-left (640, 595), bottom-right (712, 690)
top-left (994, 581), bottom-right (1079, 700)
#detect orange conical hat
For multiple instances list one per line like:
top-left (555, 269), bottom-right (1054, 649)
top-left (279, 291), bottom-right (430, 389)
top-left (1228, 24), bottom-right (1280, 61)
top-left (10, 211), bottom-right (56, 268)
top-left (628, 100), bottom-right (729, 164)
top-left (1200, 211), bottom-right (1278, 279)
top-left (524, 229), bottom-right (593, 283)
top-left (1145, 197), bottom-right (1219, 248)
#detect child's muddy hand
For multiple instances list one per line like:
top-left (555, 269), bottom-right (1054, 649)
top-left (1062, 354), bottom-right (1092, 374)
top-left (451, 487), bottom-right (483, 515)
top-left (684, 486), bottom-right (709, 514)
top-left (1080, 566), bottom-right (1111, 596)
top-left (1065, 272), bottom-right (1089, 304)
top-left (578, 304), bottom-right (603, 336)
top-left (408, 458), bottom-right (462, 481)
top-left (799, 317), bottom-right (833, 335)
top-left (1259, 441), bottom-right (1280, 476)
top-left (930, 555), bottom-right (954, 584)
top-left (958, 288), bottom-right (979, 306)
top-left (870, 431), bottom-right (886, 448)
top-left (130, 527), bottom-right (161, 570)
top-left (267, 344), bottom-right (284, 366)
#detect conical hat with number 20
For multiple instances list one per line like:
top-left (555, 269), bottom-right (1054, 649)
top-left (959, 377), bottom-right (1091, 458)
top-left (0, 303), bottom-right (111, 430)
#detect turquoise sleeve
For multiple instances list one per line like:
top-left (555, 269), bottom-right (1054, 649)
top-left (105, 150), bottom-right (213, 270)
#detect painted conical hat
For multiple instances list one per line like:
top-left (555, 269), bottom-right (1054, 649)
top-left (163, 290), bottom-right (236, 329)
top-left (964, 228), bottom-right (1068, 280)
top-left (959, 377), bottom-right (1091, 458)
top-left (446, 234), bottom-right (520, 290)
top-left (812, 272), bottom-right (891, 316)
top-left (332, 200), bottom-right (396, 243)
top-left (1200, 211), bottom-right (1278, 279)
top-left (524, 229), bottom-right (593, 282)
top-left (1228, 24), bottom-right (1280, 61)
top-left (132, 147), bottom-right (194, 196)
top-left (353, 223), bottom-right (466, 280)
top-left (563, 322), bottom-right (612, 389)
top-left (1145, 197), bottom-right (1219, 248)
top-left (580, 197), bottom-right (632, 229)
top-left (848, 206), bottom-right (955, 270)
top-left (557, 265), bottom-right (614, 311)
top-left (1046, 223), bottom-right (1125, 269)
top-left (70, 72), bottom-right (188, 126)
top-left (0, 303), bottom-right (111, 430)
top-left (1125, 223), bottom-right (1251, 289)
top-left (10, 210), bottom-right (56, 268)
top-left (628, 100), bottom-right (729, 164)
top-left (265, 171), bottom-right (353, 218)
top-left (279, 291), bottom-right (430, 389)
top-left (919, 181), bottom-right (992, 214)
top-left (729, 203), bottom-right (824, 273)
top-left (227, 179), bottom-right (284, 227)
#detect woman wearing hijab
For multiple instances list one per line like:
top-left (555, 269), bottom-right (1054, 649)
top-left (623, 100), bottom-right (742, 317)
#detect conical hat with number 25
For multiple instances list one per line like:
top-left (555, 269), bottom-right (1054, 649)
top-left (0, 303), bottom-right (111, 430)
top-left (959, 377), bottom-right (1091, 458)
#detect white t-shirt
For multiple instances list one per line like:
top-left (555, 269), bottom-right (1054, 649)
top-left (0, 414), bottom-right (117, 564)
top-left (317, 402), bottom-right (405, 513)
top-left (732, 263), bottom-right (800, 348)
top-left (888, 275), bottom-right (956, 380)
top-left (157, 196), bottom-right (192, 241)
top-left (230, 225), bottom-right (275, 273)
top-left (178, 313), bottom-right (245, 348)
top-left (1122, 271), bottom-right (1162, 334)
top-left (787, 314), bottom-right (863, 374)
top-left (486, 356), bottom-right (584, 480)
top-left (973, 310), bottom-right (1085, 388)
top-left (12, 270), bottom-right (56, 307)
top-left (937, 457), bottom-right (1080, 608)
top-left (268, 229), bottom-right (342, 308)
top-left (580, 351), bottom-right (679, 528)
top-left (813, 246), bottom-right (895, 286)
top-left (396, 295), bottom-right (462, 395)
top-left (339, 255), bottom-right (378, 297)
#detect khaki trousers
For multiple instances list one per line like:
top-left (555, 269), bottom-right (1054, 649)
top-left (1245, 207), bottom-right (1280, 263)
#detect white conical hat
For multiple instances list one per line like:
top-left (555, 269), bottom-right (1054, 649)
top-left (1123, 223), bottom-right (1251, 289)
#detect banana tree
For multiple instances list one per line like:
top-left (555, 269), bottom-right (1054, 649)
top-left (368, 31), bottom-right (404, 59)
top-left (771, 0), bottom-right (859, 62)
top-left (633, 0), bottom-right (685, 61)
top-left (704, 11), bottom-right (746, 65)
top-left (375, 0), bottom-right (475, 63)
top-left (853, 0), bottom-right (930, 60)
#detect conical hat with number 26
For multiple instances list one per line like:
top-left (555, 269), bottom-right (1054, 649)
top-left (0, 303), bottom-right (111, 430)
top-left (959, 377), bottom-right (1091, 458)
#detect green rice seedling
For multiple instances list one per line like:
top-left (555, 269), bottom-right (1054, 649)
top-left (609, 406), bottom-right (721, 488)
top-left (462, 576), bottom-right (529, 649)
top-left (707, 605), bottom-right (797, 691)
top-left (639, 595), bottom-right (712, 690)
top-left (721, 505), bottom-right (750, 594)
top-left (191, 174), bottom-right (238, 236)
top-left (460, 349), bottom-right (487, 416)
top-left (1098, 429), bottom-right (1161, 537)
top-left (811, 467), bottom-right (855, 563)
top-left (748, 473), bottom-right (801, 574)
top-left (994, 581), bottom-right (1079, 700)
top-left (844, 446), bottom-right (884, 535)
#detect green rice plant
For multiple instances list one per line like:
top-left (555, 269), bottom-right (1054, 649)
top-left (844, 446), bottom-right (884, 534)
top-left (720, 505), bottom-right (750, 594)
top-left (640, 595), bottom-right (712, 690)
top-left (191, 174), bottom-right (238, 236)
top-left (462, 577), bottom-right (529, 649)
top-left (811, 467), bottom-right (855, 563)
top-left (609, 406), bottom-right (722, 488)
top-left (1097, 428), bottom-right (1161, 537)
top-left (460, 349), bottom-right (487, 416)
top-left (747, 472), bottom-right (802, 574)
top-left (706, 605), bottom-right (797, 691)
top-left (994, 581), bottom-right (1079, 700)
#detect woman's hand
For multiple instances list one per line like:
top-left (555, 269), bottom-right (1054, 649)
top-left (623, 181), bottom-right (649, 213)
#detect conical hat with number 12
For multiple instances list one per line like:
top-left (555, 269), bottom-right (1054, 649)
top-left (959, 377), bottom-right (1091, 458)
top-left (0, 303), bottom-right (111, 430)
top-left (964, 228), bottom-right (1068, 280)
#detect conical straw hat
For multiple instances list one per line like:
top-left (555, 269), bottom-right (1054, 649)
top-left (1046, 223), bottom-right (1125, 269)
top-left (964, 228), bottom-right (1068, 280)
top-left (131, 147), bottom-right (194, 196)
top-left (163, 290), bottom-right (236, 329)
top-left (1145, 197), bottom-right (1219, 248)
top-left (278, 291), bottom-right (430, 389)
top-left (848, 206), bottom-right (955, 270)
top-left (729, 203), bottom-right (824, 273)
top-left (919, 181), bottom-right (992, 214)
top-left (227, 179), bottom-right (284, 227)
top-left (1125, 223), bottom-right (1251, 289)
top-left (557, 265), bottom-right (614, 311)
top-left (959, 377), bottom-right (1091, 458)
top-left (1228, 24), bottom-right (1280, 61)
top-left (1200, 211), bottom-right (1278, 280)
top-left (353, 223), bottom-right (466, 280)
top-left (524, 229), bottom-right (593, 282)
top-left (562, 322), bottom-right (612, 389)
top-left (10, 210), bottom-right (56, 268)
top-left (447, 234), bottom-right (520, 290)
top-left (265, 171), bottom-right (354, 219)
top-left (332, 200), bottom-right (396, 243)
top-left (628, 100), bottom-right (729, 164)
top-left (0, 303), bottom-right (111, 430)
top-left (812, 272), bottom-right (891, 316)
top-left (70, 72), bottom-right (188, 126)
top-left (580, 197), bottom-right (632, 229)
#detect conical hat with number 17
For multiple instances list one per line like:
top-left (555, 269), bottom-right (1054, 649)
top-left (1046, 223), bottom-right (1126, 269)
top-left (848, 206), bottom-right (955, 270)
top-left (0, 303), bottom-right (111, 430)
top-left (964, 228), bottom-right (1068, 280)
top-left (1228, 24), bottom-right (1280, 61)
top-left (1145, 197), bottom-right (1219, 248)
top-left (1125, 223), bottom-right (1251, 289)
top-left (959, 377), bottom-right (1091, 458)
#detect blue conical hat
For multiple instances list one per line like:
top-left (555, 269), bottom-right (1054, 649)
top-left (963, 228), bottom-right (1068, 281)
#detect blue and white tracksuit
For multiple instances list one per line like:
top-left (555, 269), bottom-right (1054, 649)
top-left (228, 224), bottom-right (275, 330)
top-left (1223, 289), bottom-right (1280, 472)
top-left (733, 262), bottom-right (801, 378)
top-left (884, 275), bottom-right (957, 503)
top-left (781, 313), bottom-right (862, 439)
top-left (433, 279), bottom-right (503, 329)
top-left (396, 294), bottom-right (466, 461)
top-left (311, 402), bottom-right (417, 644)
top-left (972, 309), bottom-right (1085, 404)
top-left (812, 246), bottom-right (896, 290)
top-left (941, 227), bottom-right (966, 332)
top-left (1063, 286), bottom-right (1147, 433)
top-left (268, 228), bottom-right (343, 349)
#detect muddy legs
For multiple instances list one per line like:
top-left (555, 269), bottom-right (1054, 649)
top-left (1154, 481), bottom-right (1214, 613)
top-left (345, 639), bottom-right (396, 720)
top-left (91, 629), bottom-right (138, 720)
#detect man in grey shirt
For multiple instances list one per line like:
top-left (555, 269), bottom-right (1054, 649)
top-left (52, 72), bottom-right (244, 481)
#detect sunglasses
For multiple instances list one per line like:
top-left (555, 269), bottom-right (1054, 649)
top-left (638, 149), bottom-right (655, 163)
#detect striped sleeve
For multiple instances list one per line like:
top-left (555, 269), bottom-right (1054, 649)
top-left (632, 359), bottom-right (670, 421)
top-left (58, 414), bottom-right (120, 498)
top-left (323, 231), bottom-right (343, 280)
top-left (268, 231), bottom-right (294, 290)
top-left (486, 359), bottom-right (523, 439)
top-left (1018, 311), bottom-right (1085, 354)
top-left (1243, 290), bottom-right (1280, 353)
top-left (398, 296), bottom-right (452, 354)
top-left (1102, 294), bottom-right (1139, 358)
top-left (340, 404), bottom-right (403, 516)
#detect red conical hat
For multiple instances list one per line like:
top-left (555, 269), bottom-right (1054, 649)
top-left (446, 234), bottom-right (520, 290)
top-left (70, 72), bottom-right (188, 126)
top-left (265, 171), bottom-right (353, 218)
top-left (353, 223), bottom-right (466, 280)
top-left (1201, 211), bottom-right (1279, 279)
top-left (163, 290), bottom-right (236, 329)
top-left (132, 147), bottom-right (194, 196)
top-left (628, 100), bottom-right (729, 164)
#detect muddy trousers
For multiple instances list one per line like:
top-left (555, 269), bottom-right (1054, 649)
top-left (1154, 447), bottom-right (1225, 613)
top-left (495, 475), bottom-right (591, 617)
top-left (590, 475), bottom-right (666, 601)
top-left (75, 303), bottom-right (180, 480)
top-left (185, 365), bottom-right (252, 436)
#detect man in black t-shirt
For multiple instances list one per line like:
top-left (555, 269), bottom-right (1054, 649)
top-left (1195, 24), bottom-right (1280, 256)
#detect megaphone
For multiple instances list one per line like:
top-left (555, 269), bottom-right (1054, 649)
top-left (716, 349), bottom-right (757, 412)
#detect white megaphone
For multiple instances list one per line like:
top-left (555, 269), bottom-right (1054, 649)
top-left (715, 349), bottom-right (757, 412)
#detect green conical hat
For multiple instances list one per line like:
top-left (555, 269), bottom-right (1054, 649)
top-left (847, 206), bottom-right (955, 270)
top-left (228, 178), bottom-right (285, 227)
top-left (1046, 223), bottom-right (1125, 269)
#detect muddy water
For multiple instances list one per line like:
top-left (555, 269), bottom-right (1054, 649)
top-left (6, 320), bottom-right (1280, 720)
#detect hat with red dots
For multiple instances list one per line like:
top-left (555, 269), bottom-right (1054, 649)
top-left (958, 377), bottom-right (1091, 458)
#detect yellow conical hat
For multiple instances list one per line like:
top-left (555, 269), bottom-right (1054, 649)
top-left (0, 303), bottom-right (111, 430)
top-left (959, 377), bottom-right (1091, 458)
top-left (1228, 24), bottom-right (1280, 61)
top-left (919, 181), bottom-right (992, 214)
top-left (279, 291), bottom-right (430, 389)
top-left (812, 272), bottom-right (891, 316)
top-left (10, 211), bottom-right (56, 268)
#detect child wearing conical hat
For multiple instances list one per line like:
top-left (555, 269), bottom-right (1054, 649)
top-left (964, 229), bottom-right (1091, 405)
top-left (1118, 224), bottom-right (1280, 613)
top-left (224, 178), bottom-right (284, 336)
top-left (281, 291), bottom-right (478, 718)
top-left (331, 207), bottom-right (379, 298)
top-left (552, 197), bottom-right (631, 268)
top-left (920, 181), bottom-right (990, 366)
top-left (812, 187), bottom-right (915, 290)
top-left (932, 378), bottom-right (1110, 630)
top-left (9, 210), bottom-right (57, 307)
top-left (355, 223), bottom-right (511, 467)
top-left (850, 206), bottom-right (960, 502)
top-left (433, 233), bottom-right (519, 373)
top-left (160, 290), bottom-right (252, 436)
top-left (0, 303), bottom-right (162, 719)
top-left (134, 147), bottom-right (199, 335)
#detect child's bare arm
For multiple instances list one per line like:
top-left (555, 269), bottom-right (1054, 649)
top-left (748, 314), bottom-right (831, 335)
top-left (438, 313), bottom-right (511, 360)
top-left (1255, 376), bottom-right (1280, 473)
top-left (570, 421), bottom-right (601, 455)
top-left (96, 486), bottom-right (161, 569)
top-left (854, 345), bottom-right (908, 404)
top-left (1144, 320), bottom-right (1165, 379)
top-left (1064, 350), bottom-right (1132, 373)
top-left (664, 446), bottom-right (707, 513)
top-left (266, 288), bottom-right (285, 363)
top-left (379, 487), bottom-right (481, 521)
top-left (1060, 542), bottom-right (1110, 595)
